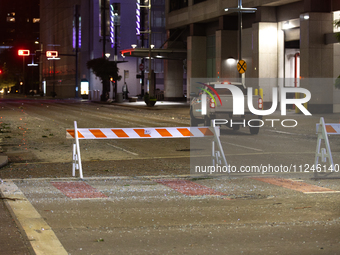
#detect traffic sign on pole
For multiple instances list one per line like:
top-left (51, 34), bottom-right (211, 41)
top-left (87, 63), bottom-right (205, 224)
top-left (46, 51), bottom-right (58, 58)
top-left (18, 50), bottom-right (30, 56)
top-left (139, 63), bottom-right (144, 71)
top-left (237, 60), bottom-right (247, 74)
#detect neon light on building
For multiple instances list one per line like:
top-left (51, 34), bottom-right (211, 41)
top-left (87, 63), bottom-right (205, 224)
top-left (136, 0), bottom-right (140, 35)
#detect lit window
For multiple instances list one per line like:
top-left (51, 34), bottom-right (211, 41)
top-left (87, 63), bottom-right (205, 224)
top-left (27, 19), bottom-right (30, 22)
top-left (33, 18), bottom-right (40, 23)
top-left (6, 17), bottom-right (15, 22)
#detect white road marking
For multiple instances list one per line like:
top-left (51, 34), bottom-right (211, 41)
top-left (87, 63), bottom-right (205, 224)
top-left (268, 130), bottom-right (296, 135)
top-left (0, 180), bottom-right (68, 255)
top-left (222, 141), bottom-right (263, 152)
top-left (106, 143), bottom-right (139, 156)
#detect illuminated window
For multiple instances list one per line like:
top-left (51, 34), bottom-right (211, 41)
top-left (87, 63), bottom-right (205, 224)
top-left (33, 18), bottom-right (40, 23)
top-left (6, 17), bottom-right (15, 22)
top-left (27, 19), bottom-right (30, 22)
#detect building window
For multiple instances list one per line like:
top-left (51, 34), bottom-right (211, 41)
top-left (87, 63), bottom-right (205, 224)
top-left (169, 0), bottom-right (188, 12)
top-left (33, 18), bottom-right (40, 23)
top-left (152, 10), bottom-right (165, 27)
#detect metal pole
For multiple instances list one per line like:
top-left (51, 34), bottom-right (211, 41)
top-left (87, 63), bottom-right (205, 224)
top-left (39, 43), bottom-right (43, 95)
top-left (148, 0), bottom-right (153, 96)
top-left (141, 5), bottom-right (145, 96)
top-left (53, 60), bottom-right (56, 96)
top-left (22, 57), bottom-right (25, 94)
top-left (102, 0), bottom-right (106, 59)
top-left (75, 5), bottom-right (80, 98)
top-left (238, 0), bottom-right (242, 62)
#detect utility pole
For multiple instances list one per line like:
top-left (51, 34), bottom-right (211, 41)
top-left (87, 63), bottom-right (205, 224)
top-left (147, 0), bottom-right (154, 97)
top-left (75, 4), bottom-right (80, 98)
top-left (101, 0), bottom-right (109, 100)
top-left (224, 0), bottom-right (256, 79)
top-left (102, 0), bottom-right (106, 59)
top-left (140, 4), bottom-right (145, 96)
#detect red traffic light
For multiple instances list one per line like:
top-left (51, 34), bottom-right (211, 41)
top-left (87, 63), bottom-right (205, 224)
top-left (18, 49), bottom-right (30, 56)
top-left (0, 69), bottom-right (2, 74)
top-left (46, 51), bottom-right (58, 58)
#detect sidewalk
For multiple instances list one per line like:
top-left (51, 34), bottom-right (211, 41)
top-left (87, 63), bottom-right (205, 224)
top-left (0, 199), bottom-right (32, 254)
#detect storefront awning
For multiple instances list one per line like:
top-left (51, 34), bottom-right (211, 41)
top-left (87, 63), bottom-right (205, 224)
top-left (120, 48), bottom-right (187, 60)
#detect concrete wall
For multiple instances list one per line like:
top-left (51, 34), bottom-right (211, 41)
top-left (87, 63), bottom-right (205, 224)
top-left (187, 36), bottom-right (207, 97)
top-left (300, 12), bottom-right (334, 113)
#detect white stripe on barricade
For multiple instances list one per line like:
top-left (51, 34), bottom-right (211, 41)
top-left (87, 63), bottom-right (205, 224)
top-left (66, 126), bottom-right (214, 139)
top-left (314, 117), bottom-right (336, 179)
top-left (67, 121), bottom-right (228, 178)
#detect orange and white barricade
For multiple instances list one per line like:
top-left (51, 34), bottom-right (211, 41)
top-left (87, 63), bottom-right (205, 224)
top-left (315, 117), bottom-right (339, 178)
top-left (67, 121), bottom-right (228, 178)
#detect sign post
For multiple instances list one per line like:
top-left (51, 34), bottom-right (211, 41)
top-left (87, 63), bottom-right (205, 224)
top-left (18, 50), bottom-right (30, 94)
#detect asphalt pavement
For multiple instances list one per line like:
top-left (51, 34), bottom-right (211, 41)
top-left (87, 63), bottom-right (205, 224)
top-left (0, 95), bottom-right (190, 255)
top-left (1, 95), bottom-right (340, 254)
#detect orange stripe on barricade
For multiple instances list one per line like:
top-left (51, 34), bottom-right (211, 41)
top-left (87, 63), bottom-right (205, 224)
top-left (177, 128), bottom-right (192, 137)
top-left (199, 127), bottom-right (214, 136)
top-left (325, 125), bottom-right (337, 133)
top-left (67, 130), bottom-right (74, 138)
top-left (67, 130), bottom-right (84, 138)
top-left (111, 129), bottom-right (129, 138)
top-left (133, 129), bottom-right (151, 137)
top-left (156, 128), bottom-right (172, 137)
top-left (251, 177), bottom-right (339, 193)
top-left (89, 129), bottom-right (107, 138)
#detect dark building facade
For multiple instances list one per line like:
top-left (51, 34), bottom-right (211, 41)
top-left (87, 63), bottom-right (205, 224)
top-left (0, 0), bottom-right (40, 93)
top-left (40, 0), bottom-right (167, 99)
top-left (165, 0), bottom-right (340, 113)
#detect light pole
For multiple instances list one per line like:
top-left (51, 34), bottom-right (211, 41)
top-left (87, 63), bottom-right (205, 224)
top-left (18, 49), bottom-right (30, 94)
top-left (224, 0), bottom-right (256, 77)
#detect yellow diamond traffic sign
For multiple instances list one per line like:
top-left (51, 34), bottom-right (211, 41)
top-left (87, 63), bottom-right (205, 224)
top-left (237, 60), bottom-right (247, 74)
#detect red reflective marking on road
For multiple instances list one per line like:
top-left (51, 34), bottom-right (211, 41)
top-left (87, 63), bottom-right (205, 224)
top-left (51, 182), bottom-right (108, 199)
top-left (155, 180), bottom-right (227, 196)
top-left (251, 178), bottom-right (337, 193)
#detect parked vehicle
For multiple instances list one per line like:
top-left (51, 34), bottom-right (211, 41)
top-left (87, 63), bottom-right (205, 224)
top-left (190, 82), bottom-right (262, 135)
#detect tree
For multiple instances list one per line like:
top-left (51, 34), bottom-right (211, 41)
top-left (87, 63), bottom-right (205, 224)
top-left (0, 49), bottom-right (22, 91)
top-left (0, 65), bottom-right (18, 89)
top-left (86, 57), bottom-right (121, 101)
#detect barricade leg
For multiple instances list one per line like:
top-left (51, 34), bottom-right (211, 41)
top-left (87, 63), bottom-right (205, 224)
top-left (211, 122), bottom-right (229, 173)
top-left (72, 143), bottom-right (77, 176)
top-left (314, 117), bottom-right (335, 179)
top-left (74, 121), bottom-right (83, 179)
